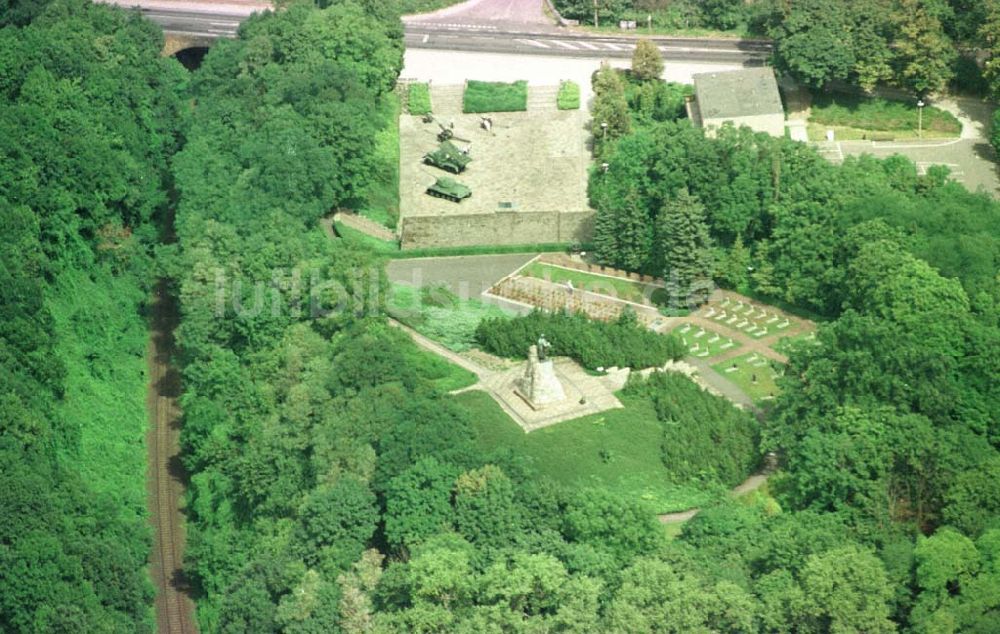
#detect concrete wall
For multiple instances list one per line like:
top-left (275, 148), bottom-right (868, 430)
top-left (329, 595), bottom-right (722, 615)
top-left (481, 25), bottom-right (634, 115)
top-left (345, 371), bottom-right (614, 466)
top-left (400, 210), bottom-right (595, 249)
top-left (703, 113), bottom-right (786, 138)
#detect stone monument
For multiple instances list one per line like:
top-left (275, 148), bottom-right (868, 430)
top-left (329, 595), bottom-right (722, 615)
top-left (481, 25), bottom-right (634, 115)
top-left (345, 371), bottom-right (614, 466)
top-left (515, 335), bottom-right (566, 410)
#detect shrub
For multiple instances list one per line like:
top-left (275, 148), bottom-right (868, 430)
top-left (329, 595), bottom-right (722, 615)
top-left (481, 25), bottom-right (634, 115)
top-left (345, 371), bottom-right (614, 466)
top-left (407, 82), bottom-right (432, 115)
top-left (625, 371), bottom-right (760, 486)
top-left (463, 80), bottom-right (528, 113)
top-left (557, 80), bottom-right (581, 110)
top-left (474, 308), bottom-right (685, 369)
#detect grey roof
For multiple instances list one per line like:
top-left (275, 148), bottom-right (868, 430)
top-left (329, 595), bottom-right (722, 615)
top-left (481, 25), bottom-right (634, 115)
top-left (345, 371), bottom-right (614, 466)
top-left (692, 67), bottom-right (783, 120)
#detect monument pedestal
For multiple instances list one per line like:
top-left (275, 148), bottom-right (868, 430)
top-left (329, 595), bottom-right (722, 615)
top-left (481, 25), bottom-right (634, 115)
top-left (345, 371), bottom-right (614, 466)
top-left (515, 357), bottom-right (566, 410)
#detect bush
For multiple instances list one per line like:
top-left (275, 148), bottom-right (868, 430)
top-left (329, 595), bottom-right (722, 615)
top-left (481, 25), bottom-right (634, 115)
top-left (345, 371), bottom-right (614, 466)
top-left (475, 308), bottom-right (685, 370)
top-left (993, 109), bottom-right (1000, 158)
top-left (624, 78), bottom-right (693, 124)
top-left (557, 80), bottom-right (580, 110)
top-left (407, 82), bottom-right (432, 115)
top-left (625, 371), bottom-right (760, 486)
top-left (463, 80), bottom-right (528, 113)
top-left (810, 94), bottom-right (962, 136)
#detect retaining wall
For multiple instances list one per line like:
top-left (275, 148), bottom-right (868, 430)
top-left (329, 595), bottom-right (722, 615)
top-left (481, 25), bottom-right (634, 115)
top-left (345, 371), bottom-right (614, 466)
top-left (400, 210), bottom-right (595, 249)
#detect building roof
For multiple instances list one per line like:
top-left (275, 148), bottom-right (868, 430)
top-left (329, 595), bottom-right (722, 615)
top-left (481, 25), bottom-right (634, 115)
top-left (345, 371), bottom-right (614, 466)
top-left (692, 67), bottom-right (783, 121)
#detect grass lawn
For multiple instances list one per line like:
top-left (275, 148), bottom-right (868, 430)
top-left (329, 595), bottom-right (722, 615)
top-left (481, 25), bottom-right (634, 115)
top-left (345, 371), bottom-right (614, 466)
top-left (573, 23), bottom-right (745, 39)
top-left (671, 323), bottom-right (740, 359)
top-left (455, 390), bottom-right (723, 513)
top-left (557, 80), bottom-right (580, 110)
top-left (401, 344), bottom-right (478, 392)
top-left (333, 220), bottom-right (400, 253)
top-left (464, 80), bottom-right (528, 113)
top-left (773, 330), bottom-right (818, 356)
top-left (359, 94), bottom-right (400, 228)
top-left (387, 283), bottom-right (510, 352)
top-left (522, 261), bottom-right (667, 305)
top-left (407, 82), bottom-right (431, 115)
top-left (713, 353), bottom-right (782, 404)
top-left (809, 94), bottom-right (961, 140)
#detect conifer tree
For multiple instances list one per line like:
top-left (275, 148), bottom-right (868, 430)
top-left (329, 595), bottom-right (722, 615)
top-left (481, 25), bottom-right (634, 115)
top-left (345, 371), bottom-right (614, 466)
top-left (591, 63), bottom-right (631, 146)
top-left (631, 39), bottom-right (664, 81)
top-left (593, 188), bottom-right (652, 272)
top-left (657, 189), bottom-right (714, 306)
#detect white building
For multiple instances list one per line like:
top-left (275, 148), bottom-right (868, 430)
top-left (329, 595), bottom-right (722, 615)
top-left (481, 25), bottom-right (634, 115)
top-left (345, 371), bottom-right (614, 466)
top-left (687, 67), bottom-right (785, 138)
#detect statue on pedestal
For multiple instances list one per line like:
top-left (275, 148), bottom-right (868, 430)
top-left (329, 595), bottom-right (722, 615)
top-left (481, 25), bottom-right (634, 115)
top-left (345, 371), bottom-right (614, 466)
top-left (515, 340), bottom-right (566, 410)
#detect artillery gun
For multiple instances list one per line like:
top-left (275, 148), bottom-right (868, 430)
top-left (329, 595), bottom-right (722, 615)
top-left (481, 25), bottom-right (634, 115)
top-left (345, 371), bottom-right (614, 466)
top-left (423, 114), bottom-right (471, 143)
top-left (425, 176), bottom-right (471, 203)
top-left (423, 140), bottom-right (472, 174)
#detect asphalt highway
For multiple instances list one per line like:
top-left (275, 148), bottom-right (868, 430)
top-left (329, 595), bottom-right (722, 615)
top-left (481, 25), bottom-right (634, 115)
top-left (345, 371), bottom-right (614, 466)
top-left (116, 2), bottom-right (771, 63)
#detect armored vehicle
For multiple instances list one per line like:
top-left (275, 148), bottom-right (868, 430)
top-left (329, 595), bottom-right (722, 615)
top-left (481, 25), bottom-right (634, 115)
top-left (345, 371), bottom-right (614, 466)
top-left (426, 177), bottom-right (471, 203)
top-left (423, 140), bottom-right (471, 174)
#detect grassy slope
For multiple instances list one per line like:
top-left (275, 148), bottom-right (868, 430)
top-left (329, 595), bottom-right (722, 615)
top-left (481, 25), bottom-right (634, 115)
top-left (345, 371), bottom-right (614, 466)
top-left (401, 343), bottom-right (478, 392)
top-left (455, 389), bottom-right (723, 513)
top-left (387, 283), bottom-right (509, 351)
top-left (712, 352), bottom-right (782, 404)
top-left (522, 261), bottom-right (667, 304)
top-left (463, 80), bottom-right (528, 114)
top-left (359, 93), bottom-right (401, 228)
top-left (49, 267), bottom-right (150, 524)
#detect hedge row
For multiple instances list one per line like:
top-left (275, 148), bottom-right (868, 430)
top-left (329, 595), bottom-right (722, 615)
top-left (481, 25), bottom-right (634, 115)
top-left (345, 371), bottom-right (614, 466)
top-left (475, 309), bottom-right (685, 370)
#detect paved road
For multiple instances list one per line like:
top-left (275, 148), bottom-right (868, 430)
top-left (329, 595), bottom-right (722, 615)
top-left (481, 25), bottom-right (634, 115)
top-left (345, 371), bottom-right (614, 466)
top-left (100, 0), bottom-right (771, 64)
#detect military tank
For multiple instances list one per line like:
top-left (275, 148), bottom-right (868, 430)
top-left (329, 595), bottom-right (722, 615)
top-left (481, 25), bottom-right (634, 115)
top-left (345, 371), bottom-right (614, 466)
top-left (426, 177), bottom-right (471, 203)
top-left (423, 140), bottom-right (471, 174)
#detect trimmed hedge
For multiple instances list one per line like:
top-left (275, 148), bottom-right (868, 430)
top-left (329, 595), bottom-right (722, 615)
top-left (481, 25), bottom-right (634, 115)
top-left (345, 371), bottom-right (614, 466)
top-left (407, 82), bottom-right (432, 115)
top-left (463, 80), bottom-right (528, 113)
top-left (475, 308), bottom-right (685, 370)
top-left (557, 80), bottom-right (581, 110)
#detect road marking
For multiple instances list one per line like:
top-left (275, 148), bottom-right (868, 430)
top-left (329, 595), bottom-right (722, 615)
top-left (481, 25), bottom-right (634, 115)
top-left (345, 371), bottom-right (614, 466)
top-left (576, 41), bottom-right (600, 50)
top-left (209, 21), bottom-right (239, 27)
top-left (515, 38), bottom-right (550, 48)
top-left (603, 42), bottom-right (625, 50)
top-left (549, 40), bottom-right (579, 50)
top-left (422, 33), bottom-right (429, 43)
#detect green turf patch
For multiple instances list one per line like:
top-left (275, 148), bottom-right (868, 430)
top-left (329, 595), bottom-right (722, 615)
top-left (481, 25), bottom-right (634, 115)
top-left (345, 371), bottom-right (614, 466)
top-left (521, 261), bottom-right (667, 305)
top-left (392, 243), bottom-right (581, 259)
top-left (671, 323), bottom-right (740, 359)
top-left (455, 390), bottom-right (724, 513)
top-left (407, 82), bottom-right (432, 116)
top-left (809, 93), bottom-right (961, 139)
top-left (400, 343), bottom-right (477, 392)
top-left (773, 330), bottom-right (818, 356)
top-left (463, 80), bottom-right (528, 113)
top-left (712, 352), bottom-right (783, 404)
top-left (358, 94), bottom-right (400, 228)
top-left (387, 283), bottom-right (509, 352)
top-left (557, 80), bottom-right (580, 110)
top-left (333, 220), bottom-right (400, 253)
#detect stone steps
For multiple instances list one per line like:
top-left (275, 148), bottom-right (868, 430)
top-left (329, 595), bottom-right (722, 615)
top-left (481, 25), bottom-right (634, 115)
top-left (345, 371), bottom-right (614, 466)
top-left (429, 84), bottom-right (465, 116)
top-left (527, 85), bottom-right (560, 111)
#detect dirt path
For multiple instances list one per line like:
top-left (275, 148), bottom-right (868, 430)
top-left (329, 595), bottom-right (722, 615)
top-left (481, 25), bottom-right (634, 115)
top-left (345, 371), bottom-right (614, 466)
top-left (657, 470), bottom-right (770, 524)
top-left (147, 281), bottom-right (198, 634)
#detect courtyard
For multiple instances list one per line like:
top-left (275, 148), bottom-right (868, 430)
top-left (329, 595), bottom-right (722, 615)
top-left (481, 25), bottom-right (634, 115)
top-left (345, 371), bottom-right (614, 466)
top-left (399, 105), bottom-right (591, 218)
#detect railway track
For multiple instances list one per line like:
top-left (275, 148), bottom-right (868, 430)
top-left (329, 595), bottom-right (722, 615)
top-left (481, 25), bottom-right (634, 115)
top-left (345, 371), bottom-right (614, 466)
top-left (147, 282), bottom-right (198, 634)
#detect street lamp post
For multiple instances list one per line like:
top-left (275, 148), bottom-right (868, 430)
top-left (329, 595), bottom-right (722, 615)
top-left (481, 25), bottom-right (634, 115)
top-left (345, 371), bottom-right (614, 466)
top-left (917, 99), bottom-right (925, 138)
top-left (593, 0), bottom-right (598, 28)
top-left (601, 121), bottom-right (608, 140)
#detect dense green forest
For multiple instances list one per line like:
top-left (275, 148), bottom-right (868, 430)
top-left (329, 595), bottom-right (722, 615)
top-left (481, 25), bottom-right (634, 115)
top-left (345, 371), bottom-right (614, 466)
top-left (585, 59), bottom-right (1000, 632)
top-left (557, 0), bottom-right (1000, 96)
top-left (4, 0), bottom-right (1000, 631)
top-left (0, 0), bottom-right (187, 630)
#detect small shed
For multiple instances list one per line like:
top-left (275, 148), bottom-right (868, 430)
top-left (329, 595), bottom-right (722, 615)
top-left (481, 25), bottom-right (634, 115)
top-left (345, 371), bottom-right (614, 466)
top-left (687, 67), bottom-right (785, 138)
